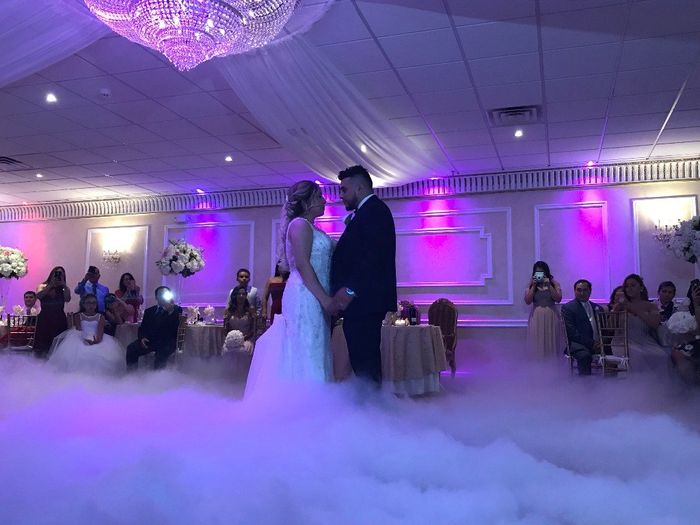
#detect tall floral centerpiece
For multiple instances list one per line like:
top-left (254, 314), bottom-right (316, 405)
top-left (156, 239), bottom-right (205, 302)
top-left (0, 246), bottom-right (28, 313)
top-left (655, 215), bottom-right (700, 264)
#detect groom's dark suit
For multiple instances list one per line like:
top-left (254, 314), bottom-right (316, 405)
top-left (331, 194), bottom-right (397, 383)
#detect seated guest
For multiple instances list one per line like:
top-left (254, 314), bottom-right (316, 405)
top-left (227, 268), bottom-right (262, 317)
top-left (671, 280), bottom-right (700, 384)
top-left (47, 293), bottom-right (125, 375)
top-left (115, 272), bottom-right (144, 322)
top-left (224, 285), bottom-right (256, 353)
top-left (562, 279), bottom-right (605, 375)
top-left (126, 287), bottom-right (182, 371)
top-left (23, 291), bottom-right (40, 315)
top-left (607, 285), bottom-right (625, 312)
top-left (261, 263), bottom-right (289, 325)
top-left (655, 281), bottom-right (677, 322)
top-left (614, 274), bottom-right (667, 371)
top-left (103, 293), bottom-right (133, 336)
top-left (74, 266), bottom-right (109, 313)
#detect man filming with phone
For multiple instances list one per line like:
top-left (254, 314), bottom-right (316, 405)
top-left (74, 265), bottom-right (109, 313)
top-left (126, 286), bottom-right (182, 370)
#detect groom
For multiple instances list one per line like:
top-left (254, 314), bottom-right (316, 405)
top-left (331, 165), bottom-right (397, 384)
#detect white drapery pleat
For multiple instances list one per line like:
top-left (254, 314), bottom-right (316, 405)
top-left (0, 0), bottom-right (109, 88)
top-left (218, 36), bottom-right (438, 185)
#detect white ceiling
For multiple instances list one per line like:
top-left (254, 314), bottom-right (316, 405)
top-left (2, 0), bottom-right (700, 204)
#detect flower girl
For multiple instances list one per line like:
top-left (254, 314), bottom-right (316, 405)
top-left (48, 293), bottom-right (126, 375)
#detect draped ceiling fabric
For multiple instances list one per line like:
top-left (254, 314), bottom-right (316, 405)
top-left (219, 36), bottom-right (439, 185)
top-left (0, 0), bottom-right (435, 186)
top-left (0, 0), bottom-right (109, 88)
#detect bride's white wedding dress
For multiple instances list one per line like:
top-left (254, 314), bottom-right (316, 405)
top-left (245, 218), bottom-right (333, 396)
top-left (47, 314), bottom-right (126, 375)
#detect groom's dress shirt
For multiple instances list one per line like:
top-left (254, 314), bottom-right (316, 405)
top-left (345, 194), bottom-right (375, 224)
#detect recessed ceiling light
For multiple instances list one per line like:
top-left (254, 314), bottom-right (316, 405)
top-left (586, 160), bottom-right (595, 167)
top-left (360, 144), bottom-right (368, 154)
top-left (429, 177), bottom-right (441, 180)
top-left (45, 93), bottom-right (57, 103)
top-left (514, 129), bottom-right (524, 138)
top-left (314, 179), bottom-right (322, 185)
top-left (22, 201), bottom-right (28, 205)
top-left (225, 155), bottom-right (233, 162)
top-left (195, 188), bottom-right (205, 194)
top-left (35, 173), bottom-right (43, 178)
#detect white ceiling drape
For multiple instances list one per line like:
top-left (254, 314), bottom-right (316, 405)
top-left (0, 0), bottom-right (437, 186)
top-left (218, 36), bottom-right (439, 185)
top-left (0, 0), bottom-right (109, 89)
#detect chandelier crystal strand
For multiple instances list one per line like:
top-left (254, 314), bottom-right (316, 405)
top-left (83, 0), bottom-right (298, 70)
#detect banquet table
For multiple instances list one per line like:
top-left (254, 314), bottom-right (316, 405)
top-left (380, 324), bottom-right (447, 396)
top-left (114, 322), bottom-right (226, 357)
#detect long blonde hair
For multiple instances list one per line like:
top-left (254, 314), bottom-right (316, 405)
top-left (277, 181), bottom-right (321, 273)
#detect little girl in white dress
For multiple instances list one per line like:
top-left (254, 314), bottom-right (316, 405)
top-left (48, 293), bottom-right (126, 375)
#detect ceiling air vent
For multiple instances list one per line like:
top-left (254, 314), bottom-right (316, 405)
top-left (488, 105), bottom-right (541, 127)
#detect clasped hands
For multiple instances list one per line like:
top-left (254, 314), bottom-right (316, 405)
top-left (322, 287), bottom-right (354, 316)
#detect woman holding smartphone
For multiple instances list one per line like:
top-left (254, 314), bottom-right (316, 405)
top-left (34, 266), bottom-right (71, 356)
top-left (524, 260), bottom-right (564, 359)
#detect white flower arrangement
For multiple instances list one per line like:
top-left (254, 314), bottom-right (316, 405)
top-left (655, 215), bottom-right (700, 264)
top-left (156, 239), bottom-right (205, 277)
top-left (0, 247), bottom-right (28, 279)
top-left (202, 305), bottom-right (215, 323)
top-left (186, 305), bottom-right (200, 325)
top-left (222, 329), bottom-right (245, 353)
top-left (666, 311), bottom-right (698, 334)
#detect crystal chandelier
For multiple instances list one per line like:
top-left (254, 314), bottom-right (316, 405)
top-left (83, 0), bottom-right (299, 71)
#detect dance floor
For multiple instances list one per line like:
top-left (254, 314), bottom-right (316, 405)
top-left (1, 352), bottom-right (699, 525)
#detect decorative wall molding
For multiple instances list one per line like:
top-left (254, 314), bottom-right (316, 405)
top-left (457, 318), bottom-right (528, 328)
top-left (161, 221), bottom-right (255, 290)
top-left (318, 206), bottom-right (514, 304)
top-left (631, 194), bottom-right (699, 275)
top-left (394, 227), bottom-right (493, 288)
top-left (1, 158), bottom-right (698, 222)
top-left (85, 225), bottom-right (150, 292)
top-left (534, 201), bottom-right (611, 295)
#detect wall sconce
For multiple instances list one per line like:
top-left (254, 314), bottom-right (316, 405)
top-left (102, 249), bottom-right (121, 264)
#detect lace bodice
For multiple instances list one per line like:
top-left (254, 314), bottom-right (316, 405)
top-left (286, 217), bottom-right (333, 292)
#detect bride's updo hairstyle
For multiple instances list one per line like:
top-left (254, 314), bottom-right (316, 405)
top-left (277, 181), bottom-right (321, 273)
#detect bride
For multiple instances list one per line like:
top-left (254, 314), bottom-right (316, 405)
top-left (47, 293), bottom-right (126, 375)
top-left (245, 181), bottom-right (334, 395)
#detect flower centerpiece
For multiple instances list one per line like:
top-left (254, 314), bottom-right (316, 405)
top-left (156, 239), bottom-right (205, 277)
top-left (0, 247), bottom-right (28, 279)
top-left (222, 330), bottom-right (245, 353)
top-left (655, 215), bottom-right (700, 263)
top-left (202, 305), bottom-right (216, 324)
top-left (186, 305), bottom-right (200, 325)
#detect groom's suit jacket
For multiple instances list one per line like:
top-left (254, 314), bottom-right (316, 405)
top-left (561, 299), bottom-right (603, 351)
top-left (331, 195), bottom-right (397, 316)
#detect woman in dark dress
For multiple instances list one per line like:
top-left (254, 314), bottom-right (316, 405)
top-left (224, 285), bottom-right (256, 351)
top-left (261, 263), bottom-right (289, 325)
top-left (34, 266), bottom-right (71, 356)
